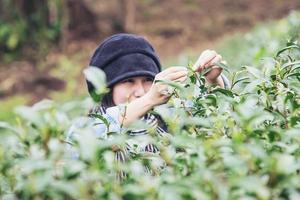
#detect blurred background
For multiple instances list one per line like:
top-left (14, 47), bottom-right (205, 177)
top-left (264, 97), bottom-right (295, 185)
top-left (1, 0), bottom-right (300, 122)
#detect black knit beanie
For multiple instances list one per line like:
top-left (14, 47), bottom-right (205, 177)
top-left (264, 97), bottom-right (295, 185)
top-left (87, 33), bottom-right (161, 94)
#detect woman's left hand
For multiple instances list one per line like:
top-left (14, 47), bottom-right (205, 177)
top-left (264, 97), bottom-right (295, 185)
top-left (192, 50), bottom-right (224, 86)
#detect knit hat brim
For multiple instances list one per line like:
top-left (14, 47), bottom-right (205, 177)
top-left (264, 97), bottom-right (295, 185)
top-left (105, 53), bottom-right (159, 87)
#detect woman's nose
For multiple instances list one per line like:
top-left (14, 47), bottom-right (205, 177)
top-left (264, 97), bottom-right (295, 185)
top-left (133, 83), bottom-right (147, 98)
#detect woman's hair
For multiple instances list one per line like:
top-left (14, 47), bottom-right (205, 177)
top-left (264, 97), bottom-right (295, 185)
top-left (100, 88), bottom-right (115, 109)
top-left (88, 88), bottom-right (115, 116)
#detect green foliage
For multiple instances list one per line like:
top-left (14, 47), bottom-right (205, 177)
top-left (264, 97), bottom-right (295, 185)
top-left (0, 0), bottom-right (64, 60)
top-left (217, 11), bottom-right (300, 69)
top-left (165, 11), bottom-right (300, 71)
top-left (0, 95), bottom-right (28, 123)
top-left (1, 41), bottom-right (300, 199)
top-left (84, 66), bottom-right (109, 102)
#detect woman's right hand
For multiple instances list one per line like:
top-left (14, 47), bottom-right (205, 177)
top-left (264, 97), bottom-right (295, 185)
top-left (145, 66), bottom-right (188, 106)
top-left (118, 66), bottom-right (188, 127)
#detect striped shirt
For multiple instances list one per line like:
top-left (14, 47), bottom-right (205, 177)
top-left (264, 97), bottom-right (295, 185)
top-left (88, 104), bottom-right (170, 157)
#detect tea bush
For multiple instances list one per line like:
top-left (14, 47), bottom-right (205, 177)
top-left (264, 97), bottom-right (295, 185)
top-left (216, 11), bottom-right (300, 69)
top-left (0, 42), bottom-right (300, 199)
top-left (169, 11), bottom-right (300, 71)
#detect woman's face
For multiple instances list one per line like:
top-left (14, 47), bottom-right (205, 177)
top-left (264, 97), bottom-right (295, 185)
top-left (112, 76), bottom-right (154, 105)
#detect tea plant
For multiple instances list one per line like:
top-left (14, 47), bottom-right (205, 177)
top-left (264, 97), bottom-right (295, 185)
top-left (0, 42), bottom-right (300, 200)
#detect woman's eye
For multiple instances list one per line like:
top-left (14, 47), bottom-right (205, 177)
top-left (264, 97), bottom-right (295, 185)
top-left (123, 79), bottom-right (134, 83)
top-left (145, 77), bottom-right (154, 82)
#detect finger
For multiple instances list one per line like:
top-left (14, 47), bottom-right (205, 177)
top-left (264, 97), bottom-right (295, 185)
top-left (174, 75), bottom-right (188, 83)
top-left (164, 70), bottom-right (188, 81)
top-left (200, 55), bottom-right (219, 72)
top-left (204, 55), bottom-right (223, 79)
top-left (156, 66), bottom-right (187, 79)
top-left (199, 50), bottom-right (217, 71)
top-left (192, 50), bottom-right (209, 71)
top-left (193, 50), bottom-right (215, 69)
top-left (193, 50), bottom-right (217, 72)
top-left (156, 68), bottom-right (187, 80)
top-left (165, 66), bottom-right (188, 74)
top-left (206, 54), bottom-right (222, 69)
top-left (205, 67), bottom-right (223, 81)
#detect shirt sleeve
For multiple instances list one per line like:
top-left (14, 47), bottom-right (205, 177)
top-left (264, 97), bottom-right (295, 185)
top-left (65, 106), bottom-right (125, 159)
top-left (67, 105), bottom-right (127, 143)
top-left (65, 117), bottom-right (91, 159)
top-left (221, 74), bottom-right (231, 89)
top-left (97, 105), bottom-right (124, 134)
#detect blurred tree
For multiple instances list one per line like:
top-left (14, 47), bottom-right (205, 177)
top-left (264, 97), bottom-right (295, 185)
top-left (66, 0), bottom-right (98, 37)
top-left (120, 0), bottom-right (136, 32)
top-left (0, 0), bottom-right (98, 61)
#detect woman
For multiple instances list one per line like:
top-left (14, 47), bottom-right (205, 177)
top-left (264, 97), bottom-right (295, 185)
top-left (68, 33), bottom-right (229, 175)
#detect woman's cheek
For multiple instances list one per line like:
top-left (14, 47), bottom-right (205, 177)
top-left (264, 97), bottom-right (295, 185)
top-left (144, 82), bottom-right (153, 92)
top-left (113, 85), bottom-right (131, 105)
